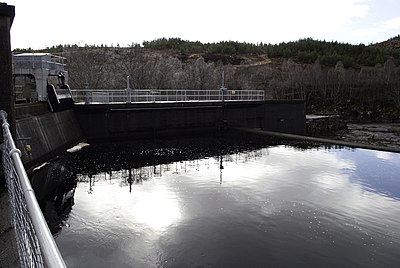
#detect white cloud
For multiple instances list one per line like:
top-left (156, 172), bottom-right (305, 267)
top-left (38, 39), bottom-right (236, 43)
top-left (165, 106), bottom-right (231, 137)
top-left (381, 17), bottom-right (400, 30)
top-left (7, 0), bottom-right (389, 49)
top-left (347, 16), bottom-right (400, 43)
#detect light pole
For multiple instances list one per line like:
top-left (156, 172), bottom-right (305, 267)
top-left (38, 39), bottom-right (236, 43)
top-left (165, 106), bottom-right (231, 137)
top-left (126, 75), bottom-right (132, 103)
top-left (220, 71), bottom-right (227, 132)
top-left (220, 71), bottom-right (227, 102)
top-left (84, 82), bottom-right (89, 104)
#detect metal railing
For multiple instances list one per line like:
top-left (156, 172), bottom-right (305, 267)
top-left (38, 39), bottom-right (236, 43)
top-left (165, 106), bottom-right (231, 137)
top-left (13, 54), bottom-right (66, 71)
top-left (1, 111), bottom-right (66, 268)
top-left (70, 89), bottom-right (265, 104)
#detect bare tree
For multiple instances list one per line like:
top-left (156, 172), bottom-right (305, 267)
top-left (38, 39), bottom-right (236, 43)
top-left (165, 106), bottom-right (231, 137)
top-left (66, 47), bottom-right (110, 89)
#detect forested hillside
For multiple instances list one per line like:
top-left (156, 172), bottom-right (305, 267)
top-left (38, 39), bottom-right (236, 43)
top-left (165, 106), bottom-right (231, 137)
top-left (14, 37), bottom-right (400, 121)
top-left (142, 37), bottom-right (400, 67)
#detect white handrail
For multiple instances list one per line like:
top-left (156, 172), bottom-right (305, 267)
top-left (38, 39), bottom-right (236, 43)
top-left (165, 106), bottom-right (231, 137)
top-left (1, 110), bottom-right (66, 268)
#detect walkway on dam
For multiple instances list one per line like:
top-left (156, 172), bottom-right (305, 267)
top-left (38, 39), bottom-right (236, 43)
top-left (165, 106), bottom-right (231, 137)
top-left (70, 89), bottom-right (265, 104)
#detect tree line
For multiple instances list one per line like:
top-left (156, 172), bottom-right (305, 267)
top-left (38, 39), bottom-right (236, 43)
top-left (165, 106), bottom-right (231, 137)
top-left (13, 36), bottom-right (400, 121)
top-left (14, 36), bottom-right (400, 68)
top-left (62, 45), bottom-right (400, 121)
top-left (142, 37), bottom-right (400, 67)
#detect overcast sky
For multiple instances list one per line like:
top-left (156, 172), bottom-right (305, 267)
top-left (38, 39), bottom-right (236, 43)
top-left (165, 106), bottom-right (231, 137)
top-left (6, 0), bottom-right (400, 49)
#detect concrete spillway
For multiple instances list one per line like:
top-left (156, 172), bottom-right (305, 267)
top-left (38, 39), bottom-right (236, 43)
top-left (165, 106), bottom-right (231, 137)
top-left (74, 100), bottom-right (306, 140)
top-left (12, 99), bottom-right (305, 164)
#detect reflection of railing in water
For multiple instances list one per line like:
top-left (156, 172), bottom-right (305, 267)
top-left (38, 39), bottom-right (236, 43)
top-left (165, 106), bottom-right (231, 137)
top-left (77, 149), bottom-right (267, 192)
top-left (0, 110), bottom-right (66, 268)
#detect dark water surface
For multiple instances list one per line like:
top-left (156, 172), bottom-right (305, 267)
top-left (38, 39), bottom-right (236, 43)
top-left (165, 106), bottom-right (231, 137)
top-left (30, 135), bottom-right (400, 267)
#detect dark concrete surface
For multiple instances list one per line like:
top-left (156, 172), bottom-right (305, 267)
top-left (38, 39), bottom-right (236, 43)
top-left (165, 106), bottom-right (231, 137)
top-left (0, 3), bottom-right (15, 138)
top-left (0, 187), bottom-right (18, 268)
top-left (74, 100), bottom-right (306, 140)
top-left (15, 109), bottom-right (84, 167)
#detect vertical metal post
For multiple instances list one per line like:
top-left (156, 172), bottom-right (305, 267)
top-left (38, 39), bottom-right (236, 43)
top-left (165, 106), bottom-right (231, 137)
top-left (0, 3), bottom-right (15, 139)
top-left (220, 71), bottom-right (227, 102)
top-left (127, 75), bottom-right (131, 103)
top-left (84, 82), bottom-right (89, 104)
top-left (219, 71), bottom-right (227, 132)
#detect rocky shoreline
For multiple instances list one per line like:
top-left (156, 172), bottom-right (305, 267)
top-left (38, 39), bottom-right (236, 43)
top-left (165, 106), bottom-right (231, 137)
top-left (307, 115), bottom-right (400, 149)
top-left (336, 123), bottom-right (400, 148)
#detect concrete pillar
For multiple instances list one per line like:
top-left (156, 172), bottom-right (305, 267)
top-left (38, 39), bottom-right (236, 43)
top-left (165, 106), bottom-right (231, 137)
top-left (0, 3), bottom-right (15, 139)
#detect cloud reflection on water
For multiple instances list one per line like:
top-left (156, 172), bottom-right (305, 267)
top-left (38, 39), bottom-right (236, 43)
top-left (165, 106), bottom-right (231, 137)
top-left (129, 185), bottom-right (182, 230)
top-left (74, 178), bottom-right (182, 233)
top-left (74, 146), bottom-right (400, 231)
top-left (58, 145), bottom-right (400, 267)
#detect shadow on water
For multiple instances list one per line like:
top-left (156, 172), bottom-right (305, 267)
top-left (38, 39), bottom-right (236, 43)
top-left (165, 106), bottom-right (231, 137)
top-left (30, 158), bottom-right (77, 234)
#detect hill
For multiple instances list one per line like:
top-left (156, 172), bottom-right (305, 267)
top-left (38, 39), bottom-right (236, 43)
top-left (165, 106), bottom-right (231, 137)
top-left (371, 35), bottom-right (400, 50)
top-left (12, 36), bottom-right (400, 122)
top-left (14, 36), bottom-right (400, 68)
top-left (141, 37), bottom-right (400, 67)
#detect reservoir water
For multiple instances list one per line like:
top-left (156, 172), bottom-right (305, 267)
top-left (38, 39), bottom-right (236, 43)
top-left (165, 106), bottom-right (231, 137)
top-left (30, 134), bottom-right (400, 267)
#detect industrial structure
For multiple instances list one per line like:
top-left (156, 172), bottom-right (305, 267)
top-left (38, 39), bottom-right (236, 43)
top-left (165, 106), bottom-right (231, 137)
top-left (12, 53), bottom-right (73, 111)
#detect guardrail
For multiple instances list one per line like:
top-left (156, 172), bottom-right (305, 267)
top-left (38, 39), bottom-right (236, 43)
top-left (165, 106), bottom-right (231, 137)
top-left (13, 54), bottom-right (66, 71)
top-left (1, 111), bottom-right (66, 268)
top-left (70, 89), bottom-right (265, 104)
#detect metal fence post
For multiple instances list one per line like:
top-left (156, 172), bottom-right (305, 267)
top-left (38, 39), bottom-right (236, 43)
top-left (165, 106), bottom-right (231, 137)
top-left (84, 83), bottom-right (90, 104)
top-left (126, 75), bottom-right (132, 103)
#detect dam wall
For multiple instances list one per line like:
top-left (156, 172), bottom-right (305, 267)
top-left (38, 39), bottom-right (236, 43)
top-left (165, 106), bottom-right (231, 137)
top-left (7, 100), bottom-right (305, 166)
top-left (15, 109), bottom-right (84, 167)
top-left (73, 100), bottom-right (306, 140)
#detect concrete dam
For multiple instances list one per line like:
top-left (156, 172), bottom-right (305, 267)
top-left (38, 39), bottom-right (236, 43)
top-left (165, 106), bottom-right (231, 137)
top-left (14, 99), bottom-right (306, 166)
